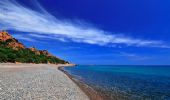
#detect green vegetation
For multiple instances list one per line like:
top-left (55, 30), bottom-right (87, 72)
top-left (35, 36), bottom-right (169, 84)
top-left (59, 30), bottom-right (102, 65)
top-left (0, 41), bottom-right (68, 64)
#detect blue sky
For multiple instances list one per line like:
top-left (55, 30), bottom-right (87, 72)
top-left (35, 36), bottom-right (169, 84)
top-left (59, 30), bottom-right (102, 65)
top-left (1, 0), bottom-right (170, 65)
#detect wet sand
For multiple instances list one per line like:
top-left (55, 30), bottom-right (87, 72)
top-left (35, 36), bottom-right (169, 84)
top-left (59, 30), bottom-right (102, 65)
top-left (0, 63), bottom-right (89, 100)
top-left (58, 67), bottom-right (104, 100)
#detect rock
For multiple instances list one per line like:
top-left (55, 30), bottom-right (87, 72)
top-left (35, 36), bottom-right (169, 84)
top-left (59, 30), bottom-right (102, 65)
top-left (0, 31), bottom-right (25, 50)
top-left (7, 40), bottom-right (25, 50)
top-left (29, 47), bottom-right (54, 57)
top-left (0, 30), bottom-right (12, 41)
top-left (39, 50), bottom-right (53, 57)
top-left (28, 47), bottom-right (40, 55)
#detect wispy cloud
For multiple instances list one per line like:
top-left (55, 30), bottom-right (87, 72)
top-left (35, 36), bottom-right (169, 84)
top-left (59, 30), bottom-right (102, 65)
top-left (29, 34), bottom-right (67, 42)
top-left (0, 0), bottom-right (168, 48)
top-left (12, 34), bottom-right (36, 42)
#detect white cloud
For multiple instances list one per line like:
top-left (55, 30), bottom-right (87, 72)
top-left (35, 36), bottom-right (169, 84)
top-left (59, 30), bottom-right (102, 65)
top-left (29, 34), bottom-right (67, 42)
top-left (12, 34), bottom-right (36, 42)
top-left (0, 0), bottom-right (168, 48)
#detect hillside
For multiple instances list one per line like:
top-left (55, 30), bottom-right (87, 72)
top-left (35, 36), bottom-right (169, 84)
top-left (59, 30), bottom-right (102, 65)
top-left (0, 31), bottom-right (68, 64)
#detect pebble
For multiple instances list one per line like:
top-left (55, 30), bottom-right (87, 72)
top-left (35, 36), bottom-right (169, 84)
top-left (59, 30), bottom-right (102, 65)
top-left (0, 64), bottom-right (89, 100)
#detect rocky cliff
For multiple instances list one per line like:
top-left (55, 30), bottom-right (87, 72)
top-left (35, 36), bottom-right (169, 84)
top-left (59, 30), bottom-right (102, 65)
top-left (29, 47), bottom-right (54, 57)
top-left (0, 31), bottom-right (68, 64)
top-left (0, 31), bottom-right (12, 41)
top-left (0, 31), bottom-right (25, 50)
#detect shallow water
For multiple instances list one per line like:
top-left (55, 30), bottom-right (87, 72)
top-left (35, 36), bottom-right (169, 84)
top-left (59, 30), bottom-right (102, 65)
top-left (64, 65), bottom-right (170, 100)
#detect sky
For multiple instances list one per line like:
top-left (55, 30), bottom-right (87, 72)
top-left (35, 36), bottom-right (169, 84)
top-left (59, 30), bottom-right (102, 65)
top-left (0, 0), bottom-right (170, 65)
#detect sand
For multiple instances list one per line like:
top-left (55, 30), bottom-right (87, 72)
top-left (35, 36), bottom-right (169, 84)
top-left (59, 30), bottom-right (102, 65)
top-left (0, 63), bottom-right (89, 100)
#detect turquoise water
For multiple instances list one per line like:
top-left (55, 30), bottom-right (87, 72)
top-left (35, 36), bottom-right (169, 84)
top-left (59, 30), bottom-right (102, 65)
top-left (64, 65), bottom-right (170, 100)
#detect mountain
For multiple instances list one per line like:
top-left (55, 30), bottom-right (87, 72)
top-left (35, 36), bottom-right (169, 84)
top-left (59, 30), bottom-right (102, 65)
top-left (0, 31), bottom-right (69, 64)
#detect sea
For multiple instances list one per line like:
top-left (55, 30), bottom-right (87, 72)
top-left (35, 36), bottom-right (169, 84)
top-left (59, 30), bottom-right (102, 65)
top-left (63, 65), bottom-right (170, 100)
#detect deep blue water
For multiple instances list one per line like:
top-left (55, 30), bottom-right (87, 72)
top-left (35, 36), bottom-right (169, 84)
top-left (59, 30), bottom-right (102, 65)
top-left (64, 65), bottom-right (170, 100)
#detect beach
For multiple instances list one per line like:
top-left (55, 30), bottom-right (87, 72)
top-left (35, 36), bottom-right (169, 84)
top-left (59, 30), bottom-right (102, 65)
top-left (58, 67), bottom-right (103, 100)
top-left (0, 63), bottom-right (89, 100)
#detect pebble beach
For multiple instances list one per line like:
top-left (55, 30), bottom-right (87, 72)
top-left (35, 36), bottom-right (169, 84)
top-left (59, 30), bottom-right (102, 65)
top-left (0, 63), bottom-right (89, 100)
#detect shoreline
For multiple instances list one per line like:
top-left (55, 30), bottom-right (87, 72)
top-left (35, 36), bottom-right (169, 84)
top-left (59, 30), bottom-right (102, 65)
top-left (0, 63), bottom-right (89, 100)
top-left (58, 66), bottom-right (104, 100)
top-left (0, 63), bottom-right (104, 100)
